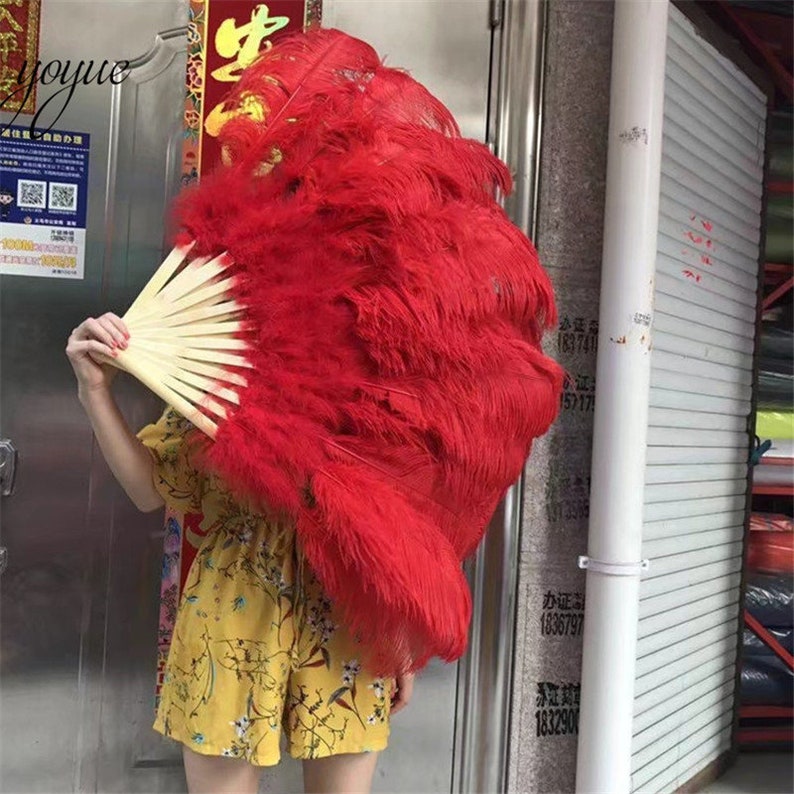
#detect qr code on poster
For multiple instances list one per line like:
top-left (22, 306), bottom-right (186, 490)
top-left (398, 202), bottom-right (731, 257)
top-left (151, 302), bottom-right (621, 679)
top-left (17, 179), bottom-right (46, 208)
top-left (49, 182), bottom-right (78, 212)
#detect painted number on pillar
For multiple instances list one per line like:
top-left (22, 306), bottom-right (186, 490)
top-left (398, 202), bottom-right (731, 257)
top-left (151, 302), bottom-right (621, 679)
top-left (540, 591), bottom-right (585, 637)
top-left (535, 682), bottom-right (581, 737)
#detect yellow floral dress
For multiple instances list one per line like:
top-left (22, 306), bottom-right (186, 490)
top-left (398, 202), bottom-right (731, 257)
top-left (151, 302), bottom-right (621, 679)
top-left (136, 407), bottom-right (393, 766)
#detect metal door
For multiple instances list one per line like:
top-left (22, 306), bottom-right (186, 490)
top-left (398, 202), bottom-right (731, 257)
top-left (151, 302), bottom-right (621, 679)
top-left (0, 2), bottom-right (500, 792)
top-left (1, 2), bottom-right (194, 791)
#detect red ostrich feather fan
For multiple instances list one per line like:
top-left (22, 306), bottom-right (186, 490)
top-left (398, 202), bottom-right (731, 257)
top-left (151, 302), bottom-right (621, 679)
top-left (170, 27), bottom-right (564, 677)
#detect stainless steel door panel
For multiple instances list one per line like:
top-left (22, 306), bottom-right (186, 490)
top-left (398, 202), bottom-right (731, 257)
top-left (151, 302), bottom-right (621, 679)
top-left (0, 2), bottom-right (187, 792)
top-left (325, 0), bottom-right (491, 141)
top-left (76, 24), bottom-right (190, 794)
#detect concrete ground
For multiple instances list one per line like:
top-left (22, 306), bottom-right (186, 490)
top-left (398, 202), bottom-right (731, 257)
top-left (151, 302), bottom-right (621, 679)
top-left (702, 752), bottom-right (793, 794)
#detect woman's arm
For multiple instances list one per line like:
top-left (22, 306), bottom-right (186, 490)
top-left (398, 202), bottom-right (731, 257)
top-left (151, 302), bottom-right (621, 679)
top-left (67, 313), bottom-right (165, 513)
top-left (79, 387), bottom-right (165, 512)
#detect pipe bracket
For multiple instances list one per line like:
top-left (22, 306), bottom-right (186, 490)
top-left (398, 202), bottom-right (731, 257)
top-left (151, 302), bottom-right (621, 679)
top-left (578, 556), bottom-right (650, 577)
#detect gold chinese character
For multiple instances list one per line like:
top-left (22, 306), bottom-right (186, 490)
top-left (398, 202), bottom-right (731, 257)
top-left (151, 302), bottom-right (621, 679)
top-left (0, 62), bottom-right (17, 95)
top-left (73, 135), bottom-right (82, 144)
top-left (203, 5), bottom-right (288, 140)
top-left (205, 91), bottom-right (266, 138)
top-left (212, 5), bottom-right (289, 82)
top-left (0, 30), bottom-right (19, 61)
top-left (52, 133), bottom-right (62, 142)
top-left (0, 1), bottom-right (24, 34)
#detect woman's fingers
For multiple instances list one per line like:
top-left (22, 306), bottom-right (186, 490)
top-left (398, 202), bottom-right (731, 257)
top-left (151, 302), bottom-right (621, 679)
top-left (94, 315), bottom-right (129, 348)
top-left (104, 312), bottom-right (130, 342)
top-left (67, 337), bottom-right (117, 362)
top-left (65, 319), bottom-right (122, 392)
top-left (80, 316), bottom-right (127, 350)
top-left (390, 672), bottom-right (415, 716)
top-left (79, 317), bottom-right (116, 349)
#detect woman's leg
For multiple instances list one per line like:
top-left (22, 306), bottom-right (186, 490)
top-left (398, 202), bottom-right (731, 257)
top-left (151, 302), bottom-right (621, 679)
top-left (302, 751), bottom-right (382, 794)
top-left (182, 746), bottom-right (262, 794)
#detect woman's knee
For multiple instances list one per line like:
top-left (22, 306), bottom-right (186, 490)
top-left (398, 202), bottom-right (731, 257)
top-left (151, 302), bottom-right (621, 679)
top-left (182, 746), bottom-right (262, 794)
top-left (302, 750), bottom-right (382, 794)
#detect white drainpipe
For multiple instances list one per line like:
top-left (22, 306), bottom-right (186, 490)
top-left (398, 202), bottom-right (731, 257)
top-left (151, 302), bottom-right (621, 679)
top-left (575, 2), bottom-right (669, 793)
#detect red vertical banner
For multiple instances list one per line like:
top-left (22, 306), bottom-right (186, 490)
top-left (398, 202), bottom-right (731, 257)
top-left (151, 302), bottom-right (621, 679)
top-left (181, 0), bottom-right (321, 185)
top-left (154, 1), bottom-right (321, 709)
top-left (0, 0), bottom-right (42, 114)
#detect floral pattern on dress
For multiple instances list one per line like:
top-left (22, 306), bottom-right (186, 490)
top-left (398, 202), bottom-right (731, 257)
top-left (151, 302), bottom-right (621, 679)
top-left (137, 407), bottom-right (393, 765)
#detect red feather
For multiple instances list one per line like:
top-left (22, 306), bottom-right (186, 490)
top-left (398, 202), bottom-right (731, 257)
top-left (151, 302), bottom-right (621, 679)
top-left (171, 27), bottom-right (564, 677)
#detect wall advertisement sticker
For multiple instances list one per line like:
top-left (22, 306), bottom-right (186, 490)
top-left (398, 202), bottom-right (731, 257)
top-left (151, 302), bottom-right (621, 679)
top-left (0, 124), bottom-right (89, 279)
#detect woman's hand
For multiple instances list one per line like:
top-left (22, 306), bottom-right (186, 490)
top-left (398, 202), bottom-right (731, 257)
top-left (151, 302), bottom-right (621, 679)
top-left (390, 672), bottom-right (415, 716)
top-left (66, 313), bottom-right (163, 512)
top-left (66, 313), bottom-right (129, 395)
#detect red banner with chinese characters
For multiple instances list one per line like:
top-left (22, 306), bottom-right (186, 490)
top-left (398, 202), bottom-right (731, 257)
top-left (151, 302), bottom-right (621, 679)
top-left (154, 0), bottom-right (322, 709)
top-left (0, 0), bottom-right (41, 114)
top-left (181, 0), bottom-right (321, 184)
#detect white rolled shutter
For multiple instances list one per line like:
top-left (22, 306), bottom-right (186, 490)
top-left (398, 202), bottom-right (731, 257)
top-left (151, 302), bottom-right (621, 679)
top-left (631, 6), bottom-right (767, 793)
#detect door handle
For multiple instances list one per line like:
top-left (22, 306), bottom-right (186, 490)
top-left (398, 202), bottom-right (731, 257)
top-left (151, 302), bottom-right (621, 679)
top-left (0, 439), bottom-right (18, 497)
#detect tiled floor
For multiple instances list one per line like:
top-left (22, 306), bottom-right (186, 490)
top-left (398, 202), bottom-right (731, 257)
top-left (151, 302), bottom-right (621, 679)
top-left (703, 752), bottom-right (793, 794)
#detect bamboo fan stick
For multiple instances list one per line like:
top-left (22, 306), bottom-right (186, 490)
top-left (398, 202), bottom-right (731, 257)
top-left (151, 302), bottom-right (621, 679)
top-left (120, 344), bottom-right (234, 421)
top-left (131, 321), bottom-right (245, 339)
top-left (164, 367), bottom-right (241, 406)
top-left (138, 353), bottom-right (250, 389)
top-left (130, 343), bottom-right (243, 402)
top-left (128, 333), bottom-right (248, 351)
top-left (120, 341), bottom-right (250, 389)
top-left (111, 347), bottom-right (220, 437)
top-left (132, 300), bottom-right (245, 331)
top-left (125, 337), bottom-right (250, 368)
top-left (128, 348), bottom-right (241, 416)
top-left (128, 276), bottom-right (240, 325)
top-left (100, 242), bottom-right (253, 438)
top-left (152, 253), bottom-right (229, 306)
top-left (134, 354), bottom-right (231, 420)
top-left (125, 253), bottom-right (231, 327)
top-left (124, 242), bottom-right (196, 320)
top-left (124, 252), bottom-right (211, 323)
